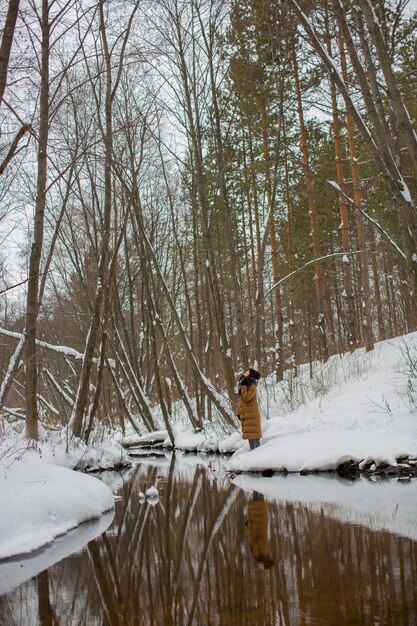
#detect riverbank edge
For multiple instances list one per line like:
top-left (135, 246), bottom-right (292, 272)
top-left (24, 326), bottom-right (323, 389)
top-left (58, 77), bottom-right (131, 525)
top-left (0, 460), bottom-right (116, 561)
top-left (124, 441), bottom-right (417, 480)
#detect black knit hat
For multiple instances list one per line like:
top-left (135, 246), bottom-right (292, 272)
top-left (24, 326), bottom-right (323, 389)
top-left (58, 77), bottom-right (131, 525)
top-left (249, 368), bottom-right (261, 380)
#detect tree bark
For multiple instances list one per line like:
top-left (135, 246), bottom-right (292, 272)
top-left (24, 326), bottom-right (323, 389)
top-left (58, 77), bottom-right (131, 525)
top-left (292, 38), bottom-right (328, 361)
top-left (325, 11), bottom-right (357, 350)
top-left (261, 102), bottom-right (283, 381)
top-left (339, 36), bottom-right (374, 352)
top-left (0, 0), bottom-right (20, 107)
top-left (355, 0), bottom-right (417, 173)
top-left (25, 0), bottom-right (50, 440)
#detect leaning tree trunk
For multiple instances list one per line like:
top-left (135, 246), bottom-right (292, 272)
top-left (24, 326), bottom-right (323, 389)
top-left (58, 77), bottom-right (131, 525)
top-left (355, 0), bottom-right (417, 173)
top-left (0, 0), bottom-right (20, 107)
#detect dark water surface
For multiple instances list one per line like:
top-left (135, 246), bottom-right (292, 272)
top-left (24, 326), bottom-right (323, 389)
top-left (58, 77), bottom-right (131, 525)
top-left (1, 452), bottom-right (417, 625)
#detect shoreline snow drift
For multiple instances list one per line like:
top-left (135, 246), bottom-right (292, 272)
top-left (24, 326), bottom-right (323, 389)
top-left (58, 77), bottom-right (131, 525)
top-left (0, 460), bottom-right (115, 560)
top-left (0, 510), bottom-right (114, 595)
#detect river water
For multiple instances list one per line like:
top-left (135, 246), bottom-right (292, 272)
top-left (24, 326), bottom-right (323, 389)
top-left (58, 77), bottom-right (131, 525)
top-left (1, 452), bottom-right (417, 625)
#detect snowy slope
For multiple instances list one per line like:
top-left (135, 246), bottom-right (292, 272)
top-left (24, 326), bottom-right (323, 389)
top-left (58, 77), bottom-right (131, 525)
top-left (228, 332), bottom-right (417, 472)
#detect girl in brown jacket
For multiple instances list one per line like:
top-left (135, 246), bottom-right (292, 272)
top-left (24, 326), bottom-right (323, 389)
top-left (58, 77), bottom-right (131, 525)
top-left (236, 368), bottom-right (261, 450)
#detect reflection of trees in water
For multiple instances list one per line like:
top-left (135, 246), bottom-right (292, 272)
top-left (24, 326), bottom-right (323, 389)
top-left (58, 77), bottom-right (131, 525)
top-left (1, 460), bottom-right (417, 625)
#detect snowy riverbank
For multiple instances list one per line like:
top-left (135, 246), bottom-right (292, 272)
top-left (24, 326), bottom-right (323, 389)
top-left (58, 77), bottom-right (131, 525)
top-left (0, 460), bottom-right (115, 560)
top-left (0, 430), bottom-right (129, 560)
top-left (128, 332), bottom-right (417, 475)
top-left (228, 332), bottom-right (417, 474)
top-left (2, 330), bottom-right (417, 561)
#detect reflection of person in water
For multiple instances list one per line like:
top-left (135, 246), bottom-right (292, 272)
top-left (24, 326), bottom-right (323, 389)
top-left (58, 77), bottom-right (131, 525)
top-left (245, 492), bottom-right (274, 570)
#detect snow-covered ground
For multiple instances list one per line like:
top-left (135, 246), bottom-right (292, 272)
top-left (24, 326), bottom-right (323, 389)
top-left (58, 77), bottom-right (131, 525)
top-left (0, 460), bottom-right (115, 561)
top-left (128, 332), bottom-right (417, 473)
top-left (229, 332), bottom-right (417, 473)
top-left (0, 428), bottom-right (128, 561)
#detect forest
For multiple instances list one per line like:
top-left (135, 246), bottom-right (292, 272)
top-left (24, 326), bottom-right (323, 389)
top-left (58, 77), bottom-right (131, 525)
top-left (0, 0), bottom-right (416, 444)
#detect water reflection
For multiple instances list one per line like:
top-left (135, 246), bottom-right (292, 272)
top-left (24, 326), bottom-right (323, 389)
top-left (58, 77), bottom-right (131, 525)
top-left (245, 492), bottom-right (274, 571)
top-left (0, 453), bottom-right (416, 625)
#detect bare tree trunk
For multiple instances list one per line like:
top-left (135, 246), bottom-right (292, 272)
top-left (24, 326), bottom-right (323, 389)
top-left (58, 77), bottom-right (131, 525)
top-left (292, 38), bottom-right (328, 362)
top-left (325, 10), bottom-right (356, 350)
top-left (0, 0), bottom-right (20, 107)
top-left (261, 103), bottom-right (283, 381)
top-left (25, 0), bottom-right (50, 440)
top-left (339, 37), bottom-right (374, 352)
top-left (71, 0), bottom-right (139, 438)
top-left (71, 0), bottom-right (112, 436)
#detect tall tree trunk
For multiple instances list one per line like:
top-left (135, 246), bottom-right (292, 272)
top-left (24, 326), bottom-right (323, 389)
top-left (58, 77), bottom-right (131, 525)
top-left (261, 103), bottom-right (283, 381)
top-left (325, 10), bottom-right (357, 351)
top-left (339, 37), bottom-right (374, 351)
top-left (283, 119), bottom-right (297, 378)
top-left (292, 38), bottom-right (328, 361)
top-left (248, 120), bottom-right (264, 369)
top-left (201, 17), bottom-right (248, 369)
top-left (25, 0), bottom-right (49, 440)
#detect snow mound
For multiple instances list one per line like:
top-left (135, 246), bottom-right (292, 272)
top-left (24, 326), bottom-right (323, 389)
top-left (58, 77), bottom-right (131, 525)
top-left (0, 460), bottom-right (114, 560)
top-left (0, 511), bottom-right (113, 595)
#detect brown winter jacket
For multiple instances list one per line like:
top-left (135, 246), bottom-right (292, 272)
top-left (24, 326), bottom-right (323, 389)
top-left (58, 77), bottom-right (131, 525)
top-left (237, 381), bottom-right (262, 439)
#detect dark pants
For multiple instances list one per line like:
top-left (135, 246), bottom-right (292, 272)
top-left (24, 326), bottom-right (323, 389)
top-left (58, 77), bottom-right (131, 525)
top-left (249, 438), bottom-right (260, 450)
